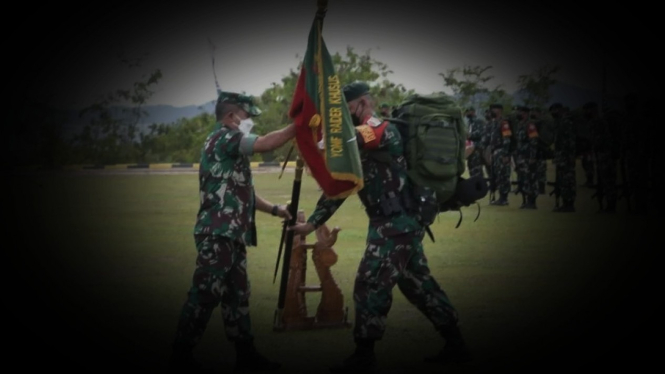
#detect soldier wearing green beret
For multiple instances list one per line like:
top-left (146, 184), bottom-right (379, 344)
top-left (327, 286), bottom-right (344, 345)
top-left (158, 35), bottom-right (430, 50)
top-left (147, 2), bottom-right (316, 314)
top-left (169, 91), bottom-right (296, 373)
top-left (289, 81), bottom-right (471, 372)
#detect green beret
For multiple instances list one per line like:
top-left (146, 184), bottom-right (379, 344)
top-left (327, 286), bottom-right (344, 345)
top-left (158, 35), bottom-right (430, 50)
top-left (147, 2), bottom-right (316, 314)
top-left (217, 91), bottom-right (262, 116)
top-left (343, 81), bottom-right (370, 102)
top-left (380, 102), bottom-right (390, 108)
top-left (489, 103), bottom-right (503, 110)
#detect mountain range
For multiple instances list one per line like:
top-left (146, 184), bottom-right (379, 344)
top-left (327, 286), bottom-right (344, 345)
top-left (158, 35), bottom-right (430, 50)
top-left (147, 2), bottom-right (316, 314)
top-left (61, 81), bottom-right (616, 138)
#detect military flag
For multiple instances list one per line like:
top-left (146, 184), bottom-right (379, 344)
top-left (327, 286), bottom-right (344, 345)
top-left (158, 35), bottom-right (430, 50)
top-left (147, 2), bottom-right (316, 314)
top-left (288, 1), bottom-right (363, 199)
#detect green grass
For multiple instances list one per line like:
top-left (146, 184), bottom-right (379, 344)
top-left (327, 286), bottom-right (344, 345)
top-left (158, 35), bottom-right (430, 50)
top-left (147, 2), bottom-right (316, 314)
top-left (11, 163), bottom-right (658, 373)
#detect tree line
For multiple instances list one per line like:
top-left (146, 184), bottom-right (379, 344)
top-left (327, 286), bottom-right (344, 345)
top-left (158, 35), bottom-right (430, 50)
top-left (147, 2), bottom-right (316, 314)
top-left (16, 46), bottom-right (561, 168)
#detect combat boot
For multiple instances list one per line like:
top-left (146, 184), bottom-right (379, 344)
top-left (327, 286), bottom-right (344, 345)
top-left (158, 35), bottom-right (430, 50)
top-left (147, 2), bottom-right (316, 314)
top-left (168, 342), bottom-right (206, 373)
top-left (519, 193), bottom-right (527, 209)
top-left (234, 339), bottom-right (281, 372)
top-left (555, 201), bottom-right (575, 212)
top-left (522, 195), bottom-right (537, 209)
top-left (598, 199), bottom-right (616, 214)
top-left (490, 193), bottom-right (509, 206)
top-left (424, 325), bottom-right (472, 364)
top-left (329, 339), bottom-right (378, 373)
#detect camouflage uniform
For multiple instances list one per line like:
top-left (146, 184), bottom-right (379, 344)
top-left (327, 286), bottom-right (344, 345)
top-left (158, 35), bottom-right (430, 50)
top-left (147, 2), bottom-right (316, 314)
top-left (305, 117), bottom-right (460, 343)
top-left (483, 111), bottom-right (513, 205)
top-left (551, 105), bottom-right (577, 211)
top-left (513, 112), bottom-right (540, 209)
top-left (466, 116), bottom-right (488, 179)
top-left (587, 104), bottom-right (618, 213)
top-left (173, 121), bottom-right (260, 348)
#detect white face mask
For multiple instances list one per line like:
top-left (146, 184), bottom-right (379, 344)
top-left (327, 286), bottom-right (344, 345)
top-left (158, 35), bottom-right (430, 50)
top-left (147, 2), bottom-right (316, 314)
top-left (238, 118), bottom-right (254, 135)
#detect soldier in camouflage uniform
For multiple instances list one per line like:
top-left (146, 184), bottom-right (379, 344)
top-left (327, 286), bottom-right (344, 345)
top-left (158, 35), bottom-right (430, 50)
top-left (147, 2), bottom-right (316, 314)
top-left (513, 106), bottom-right (540, 209)
top-left (483, 103), bottom-right (513, 205)
top-left (530, 107), bottom-right (549, 194)
top-left (584, 101), bottom-right (618, 213)
top-left (550, 103), bottom-right (577, 212)
top-left (288, 82), bottom-right (471, 373)
top-left (169, 91), bottom-right (296, 373)
top-left (465, 107), bottom-right (489, 179)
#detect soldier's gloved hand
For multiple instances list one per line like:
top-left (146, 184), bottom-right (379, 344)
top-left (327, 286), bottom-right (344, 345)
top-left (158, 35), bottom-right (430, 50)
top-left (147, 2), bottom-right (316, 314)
top-left (287, 222), bottom-right (316, 237)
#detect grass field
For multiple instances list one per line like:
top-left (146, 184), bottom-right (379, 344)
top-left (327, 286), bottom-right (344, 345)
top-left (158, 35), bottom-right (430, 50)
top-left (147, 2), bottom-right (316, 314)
top-left (8, 162), bottom-right (659, 373)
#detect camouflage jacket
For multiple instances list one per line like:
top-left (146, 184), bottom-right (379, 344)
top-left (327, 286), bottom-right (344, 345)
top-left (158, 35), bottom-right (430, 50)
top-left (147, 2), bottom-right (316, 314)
top-left (553, 116), bottom-right (576, 164)
top-left (514, 119), bottom-right (539, 160)
top-left (193, 122), bottom-right (260, 245)
top-left (306, 117), bottom-right (422, 238)
top-left (485, 116), bottom-right (512, 155)
top-left (467, 117), bottom-right (487, 150)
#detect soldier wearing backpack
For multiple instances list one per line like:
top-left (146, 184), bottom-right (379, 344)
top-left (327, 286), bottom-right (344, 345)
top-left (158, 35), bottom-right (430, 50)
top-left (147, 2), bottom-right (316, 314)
top-left (288, 81), bottom-right (472, 373)
top-left (484, 103), bottom-right (513, 205)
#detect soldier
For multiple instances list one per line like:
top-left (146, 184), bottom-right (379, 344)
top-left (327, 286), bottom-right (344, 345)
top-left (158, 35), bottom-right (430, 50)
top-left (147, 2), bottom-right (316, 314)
top-left (513, 106), bottom-right (540, 209)
top-left (550, 103), bottom-right (577, 212)
top-left (484, 103), bottom-right (513, 205)
top-left (169, 91), bottom-right (296, 373)
top-left (584, 101), bottom-right (618, 213)
top-left (379, 102), bottom-right (391, 118)
top-left (288, 81), bottom-right (471, 373)
top-left (530, 107), bottom-right (549, 194)
top-left (465, 106), bottom-right (489, 179)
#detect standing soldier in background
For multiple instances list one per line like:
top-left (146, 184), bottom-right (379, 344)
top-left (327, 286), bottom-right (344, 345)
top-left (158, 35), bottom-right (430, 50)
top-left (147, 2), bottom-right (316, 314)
top-left (585, 101), bottom-right (618, 213)
top-left (550, 103), bottom-right (577, 212)
top-left (465, 107), bottom-right (488, 179)
top-left (530, 107), bottom-right (549, 194)
top-left (513, 106), bottom-right (540, 209)
top-left (484, 103), bottom-right (513, 206)
top-left (379, 102), bottom-right (391, 118)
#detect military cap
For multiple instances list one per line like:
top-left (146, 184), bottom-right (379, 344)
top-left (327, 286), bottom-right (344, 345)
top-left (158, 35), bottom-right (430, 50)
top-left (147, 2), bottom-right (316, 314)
top-left (489, 103), bottom-right (503, 110)
top-left (217, 91), bottom-right (262, 116)
top-left (343, 81), bottom-right (370, 102)
top-left (516, 105), bottom-right (530, 112)
top-left (380, 102), bottom-right (390, 108)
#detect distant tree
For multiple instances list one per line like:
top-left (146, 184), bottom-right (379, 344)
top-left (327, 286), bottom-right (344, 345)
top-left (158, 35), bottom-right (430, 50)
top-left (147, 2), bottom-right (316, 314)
top-left (439, 65), bottom-right (494, 110)
top-left (515, 65), bottom-right (560, 110)
top-left (70, 59), bottom-right (162, 165)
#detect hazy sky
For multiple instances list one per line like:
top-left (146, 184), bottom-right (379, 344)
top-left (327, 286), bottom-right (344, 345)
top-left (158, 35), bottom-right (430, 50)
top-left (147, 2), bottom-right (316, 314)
top-left (19, 1), bottom-right (648, 110)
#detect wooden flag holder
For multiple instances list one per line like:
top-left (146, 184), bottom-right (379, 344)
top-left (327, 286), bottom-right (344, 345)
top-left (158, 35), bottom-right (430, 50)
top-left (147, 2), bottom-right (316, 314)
top-left (273, 209), bottom-right (351, 331)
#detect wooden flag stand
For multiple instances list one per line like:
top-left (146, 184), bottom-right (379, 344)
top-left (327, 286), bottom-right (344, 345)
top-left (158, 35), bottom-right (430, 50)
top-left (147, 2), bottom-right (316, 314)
top-left (273, 209), bottom-right (351, 331)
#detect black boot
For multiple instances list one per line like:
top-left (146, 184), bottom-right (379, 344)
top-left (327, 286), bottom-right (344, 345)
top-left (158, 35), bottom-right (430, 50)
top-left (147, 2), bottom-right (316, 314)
top-left (519, 193), bottom-right (527, 208)
top-left (234, 339), bottom-right (281, 372)
top-left (555, 200), bottom-right (575, 212)
top-left (329, 339), bottom-right (378, 373)
top-left (424, 325), bottom-right (472, 364)
top-left (522, 194), bottom-right (537, 209)
top-left (169, 342), bottom-right (205, 373)
top-left (490, 193), bottom-right (509, 206)
top-left (538, 181), bottom-right (546, 195)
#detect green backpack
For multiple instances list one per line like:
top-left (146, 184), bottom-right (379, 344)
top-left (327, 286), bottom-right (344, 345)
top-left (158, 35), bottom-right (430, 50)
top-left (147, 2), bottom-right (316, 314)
top-left (372, 93), bottom-right (488, 232)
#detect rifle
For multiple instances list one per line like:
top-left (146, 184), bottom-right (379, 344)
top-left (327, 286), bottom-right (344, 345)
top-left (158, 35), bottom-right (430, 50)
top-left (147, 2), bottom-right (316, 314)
top-left (273, 153), bottom-right (305, 330)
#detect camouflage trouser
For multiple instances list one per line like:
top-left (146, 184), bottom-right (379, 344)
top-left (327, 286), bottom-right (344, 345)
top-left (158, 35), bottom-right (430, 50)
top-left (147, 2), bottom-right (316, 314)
top-left (516, 156), bottom-right (538, 197)
top-left (581, 152), bottom-right (595, 184)
top-left (596, 152), bottom-right (617, 203)
top-left (537, 159), bottom-right (547, 186)
top-left (555, 158), bottom-right (576, 203)
top-left (173, 234), bottom-right (253, 347)
top-left (353, 229), bottom-right (458, 341)
top-left (467, 149), bottom-right (486, 178)
top-left (492, 150), bottom-right (511, 195)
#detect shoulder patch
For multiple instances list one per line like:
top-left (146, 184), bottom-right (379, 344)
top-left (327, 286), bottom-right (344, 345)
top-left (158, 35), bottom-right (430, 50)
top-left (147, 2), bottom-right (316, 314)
top-left (356, 121), bottom-right (387, 150)
top-left (527, 122), bottom-right (539, 138)
top-left (501, 121), bottom-right (512, 137)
